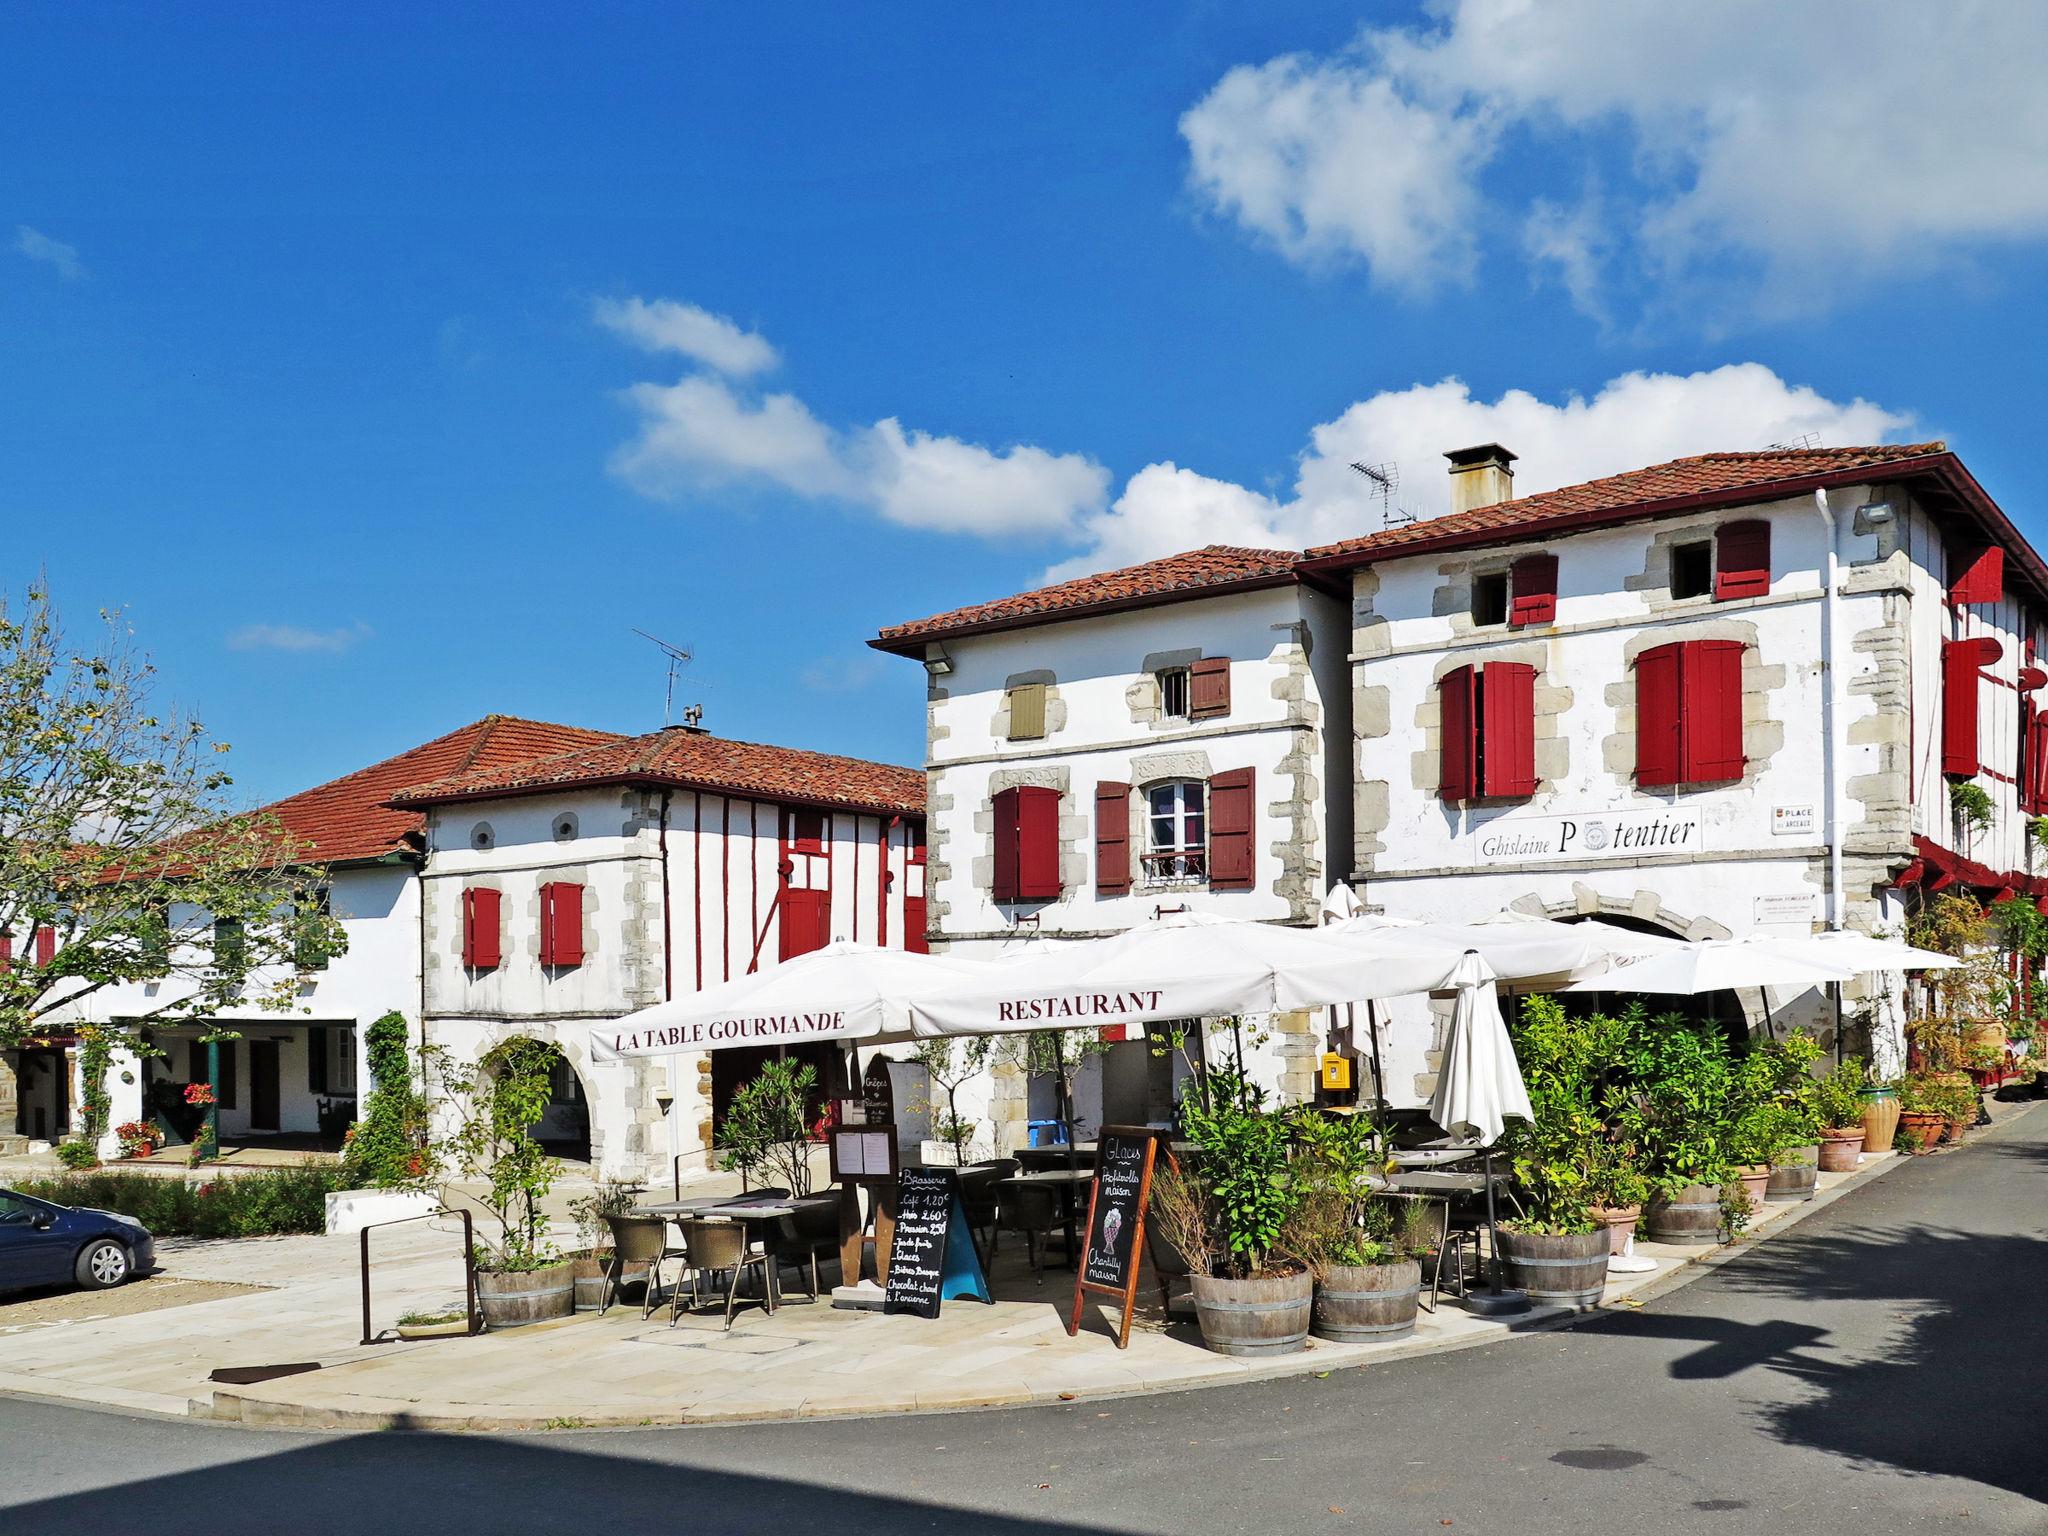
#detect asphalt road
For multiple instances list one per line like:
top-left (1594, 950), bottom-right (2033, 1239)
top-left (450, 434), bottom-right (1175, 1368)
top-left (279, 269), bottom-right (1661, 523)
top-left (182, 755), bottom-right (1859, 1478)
top-left (7, 1102), bottom-right (2043, 1536)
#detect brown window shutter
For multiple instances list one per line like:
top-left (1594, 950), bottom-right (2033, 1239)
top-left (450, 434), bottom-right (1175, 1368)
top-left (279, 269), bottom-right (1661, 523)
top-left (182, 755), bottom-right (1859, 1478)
top-left (1189, 656), bottom-right (1232, 720)
top-left (1015, 785), bottom-right (1063, 900)
top-left (1207, 768), bottom-right (1255, 890)
top-left (991, 788), bottom-right (1022, 901)
top-left (1438, 666), bottom-right (1476, 801)
top-left (1094, 781), bottom-right (1131, 894)
top-left (1007, 684), bottom-right (1046, 740)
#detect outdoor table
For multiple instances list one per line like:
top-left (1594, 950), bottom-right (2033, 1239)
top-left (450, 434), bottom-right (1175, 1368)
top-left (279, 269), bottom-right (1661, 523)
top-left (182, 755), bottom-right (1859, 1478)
top-left (632, 1195), bottom-right (835, 1313)
top-left (1388, 1147), bottom-right (1482, 1169)
top-left (1015, 1143), bottom-right (1098, 1172)
top-left (1005, 1167), bottom-right (1093, 1268)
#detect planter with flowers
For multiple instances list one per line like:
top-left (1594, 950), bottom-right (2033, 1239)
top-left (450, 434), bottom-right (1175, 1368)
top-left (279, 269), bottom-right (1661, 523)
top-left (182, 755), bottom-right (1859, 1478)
top-left (114, 1121), bottom-right (161, 1161)
top-left (1288, 1111), bottom-right (1421, 1342)
top-left (1812, 1059), bottom-right (1871, 1173)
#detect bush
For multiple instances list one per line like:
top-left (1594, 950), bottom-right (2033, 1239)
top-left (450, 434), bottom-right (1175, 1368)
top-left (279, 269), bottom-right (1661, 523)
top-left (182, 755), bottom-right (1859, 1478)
top-left (1813, 1058), bottom-right (1868, 1130)
top-left (54, 1139), bottom-right (101, 1170)
top-left (341, 1010), bottom-right (437, 1190)
top-left (16, 1166), bottom-right (351, 1237)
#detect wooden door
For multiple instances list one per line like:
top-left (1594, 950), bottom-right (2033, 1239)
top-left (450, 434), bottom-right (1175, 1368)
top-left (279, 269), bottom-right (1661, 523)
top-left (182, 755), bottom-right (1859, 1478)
top-left (249, 1040), bottom-right (280, 1132)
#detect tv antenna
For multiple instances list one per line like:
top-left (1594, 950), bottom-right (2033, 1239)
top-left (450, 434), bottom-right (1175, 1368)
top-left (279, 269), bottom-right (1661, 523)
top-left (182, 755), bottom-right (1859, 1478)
top-left (1768, 431), bottom-right (1822, 452)
top-left (632, 629), bottom-right (695, 726)
top-left (1349, 460), bottom-right (1415, 529)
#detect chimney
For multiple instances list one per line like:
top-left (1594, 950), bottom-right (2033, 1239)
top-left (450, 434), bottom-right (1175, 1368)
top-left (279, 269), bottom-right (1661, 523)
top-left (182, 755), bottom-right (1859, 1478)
top-left (1445, 444), bottom-right (1517, 515)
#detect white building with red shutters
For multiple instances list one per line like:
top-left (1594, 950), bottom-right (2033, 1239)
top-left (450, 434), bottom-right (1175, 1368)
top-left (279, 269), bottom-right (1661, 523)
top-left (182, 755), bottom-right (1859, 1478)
top-left (872, 546), bottom-right (1355, 1129)
top-left (385, 724), bottom-right (925, 1182)
top-left (1299, 440), bottom-right (2046, 1083)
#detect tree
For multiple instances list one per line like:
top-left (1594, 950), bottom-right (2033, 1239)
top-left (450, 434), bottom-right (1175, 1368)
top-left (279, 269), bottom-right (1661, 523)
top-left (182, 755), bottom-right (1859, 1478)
top-left (0, 585), bottom-right (347, 1051)
top-left (437, 1037), bottom-right (563, 1270)
top-left (911, 1035), bottom-right (992, 1163)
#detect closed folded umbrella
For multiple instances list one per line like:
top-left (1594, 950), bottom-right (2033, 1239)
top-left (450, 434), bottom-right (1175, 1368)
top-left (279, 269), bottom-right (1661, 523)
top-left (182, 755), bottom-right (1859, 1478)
top-left (590, 941), bottom-right (978, 1061)
top-left (1430, 952), bottom-right (1534, 1145)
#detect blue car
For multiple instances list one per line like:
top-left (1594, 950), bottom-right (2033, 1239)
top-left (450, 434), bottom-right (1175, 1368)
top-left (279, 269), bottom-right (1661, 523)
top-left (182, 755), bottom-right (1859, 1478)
top-left (0, 1187), bottom-right (155, 1293)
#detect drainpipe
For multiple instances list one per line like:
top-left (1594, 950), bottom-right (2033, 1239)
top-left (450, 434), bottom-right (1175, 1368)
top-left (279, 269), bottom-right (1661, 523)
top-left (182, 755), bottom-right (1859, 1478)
top-left (1815, 489), bottom-right (1845, 932)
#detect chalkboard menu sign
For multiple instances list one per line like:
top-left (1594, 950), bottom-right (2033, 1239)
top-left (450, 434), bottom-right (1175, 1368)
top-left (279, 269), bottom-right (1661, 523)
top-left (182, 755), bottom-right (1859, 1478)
top-left (1068, 1126), bottom-right (1166, 1349)
top-left (882, 1165), bottom-right (990, 1319)
top-left (862, 1057), bottom-right (894, 1131)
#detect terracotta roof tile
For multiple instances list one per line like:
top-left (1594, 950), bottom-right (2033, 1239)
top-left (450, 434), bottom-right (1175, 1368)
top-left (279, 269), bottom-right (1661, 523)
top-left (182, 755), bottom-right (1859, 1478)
top-left (1303, 443), bottom-right (1949, 564)
top-left (257, 716), bottom-right (625, 865)
top-left (873, 544), bottom-right (1299, 652)
top-left (389, 729), bottom-right (925, 817)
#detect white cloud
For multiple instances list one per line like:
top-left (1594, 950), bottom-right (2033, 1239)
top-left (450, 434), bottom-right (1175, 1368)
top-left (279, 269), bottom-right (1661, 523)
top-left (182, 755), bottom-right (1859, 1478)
top-left (1182, 3), bottom-right (2048, 314)
top-left (226, 621), bottom-right (371, 655)
top-left (603, 302), bottom-right (1108, 540)
top-left (799, 654), bottom-right (886, 693)
top-left (14, 225), bottom-right (83, 281)
top-left (593, 296), bottom-right (779, 377)
top-left (1050, 364), bottom-right (1914, 577)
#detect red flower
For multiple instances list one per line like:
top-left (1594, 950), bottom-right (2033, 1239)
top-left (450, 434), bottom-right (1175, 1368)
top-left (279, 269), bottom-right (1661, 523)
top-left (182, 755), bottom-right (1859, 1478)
top-left (183, 1082), bottom-right (215, 1106)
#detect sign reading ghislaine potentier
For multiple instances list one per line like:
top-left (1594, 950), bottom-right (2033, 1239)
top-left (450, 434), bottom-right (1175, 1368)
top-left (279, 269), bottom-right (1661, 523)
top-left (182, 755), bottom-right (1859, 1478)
top-left (1467, 806), bottom-right (1706, 867)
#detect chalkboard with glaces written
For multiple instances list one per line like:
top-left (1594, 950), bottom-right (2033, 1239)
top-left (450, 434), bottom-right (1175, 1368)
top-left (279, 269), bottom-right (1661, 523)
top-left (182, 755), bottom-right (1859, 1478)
top-left (1068, 1126), bottom-right (1167, 1350)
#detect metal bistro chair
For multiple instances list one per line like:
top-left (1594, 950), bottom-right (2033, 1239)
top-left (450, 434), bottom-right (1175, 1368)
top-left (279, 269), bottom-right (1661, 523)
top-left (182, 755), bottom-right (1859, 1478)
top-left (600, 1215), bottom-right (685, 1321)
top-left (679, 1218), bottom-right (773, 1329)
top-left (993, 1180), bottom-right (1062, 1281)
top-left (957, 1160), bottom-right (1018, 1261)
top-left (770, 1197), bottom-right (840, 1301)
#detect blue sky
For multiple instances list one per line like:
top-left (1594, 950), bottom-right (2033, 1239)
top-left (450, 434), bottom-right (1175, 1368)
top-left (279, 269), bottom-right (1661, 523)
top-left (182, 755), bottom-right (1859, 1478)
top-left (6, 3), bottom-right (2046, 805)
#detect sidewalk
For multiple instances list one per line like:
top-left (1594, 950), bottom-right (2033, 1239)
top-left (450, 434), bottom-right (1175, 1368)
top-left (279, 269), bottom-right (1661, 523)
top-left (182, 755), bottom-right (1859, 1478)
top-left (2, 1103), bottom-right (2032, 1433)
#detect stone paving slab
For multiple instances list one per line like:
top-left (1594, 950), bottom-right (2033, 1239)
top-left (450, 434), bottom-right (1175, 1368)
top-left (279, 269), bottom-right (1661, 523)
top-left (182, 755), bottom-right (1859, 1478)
top-left (4, 1110), bottom-right (2031, 1435)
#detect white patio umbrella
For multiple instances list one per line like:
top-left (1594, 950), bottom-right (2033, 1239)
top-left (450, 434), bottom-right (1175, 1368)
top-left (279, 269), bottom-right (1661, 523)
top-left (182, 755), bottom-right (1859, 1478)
top-left (1562, 937), bottom-right (1857, 995)
top-left (589, 940), bottom-right (980, 1062)
top-left (1755, 930), bottom-right (1961, 974)
top-left (1327, 911), bottom-right (1678, 985)
top-left (905, 912), bottom-right (1479, 1039)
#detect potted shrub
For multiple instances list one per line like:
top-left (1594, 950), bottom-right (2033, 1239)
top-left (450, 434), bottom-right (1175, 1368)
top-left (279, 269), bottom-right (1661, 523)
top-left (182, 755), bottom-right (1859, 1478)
top-left (1898, 1074), bottom-right (1948, 1152)
top-left (438, 1039), bottom-right (574, 1328)
top-left (1584, 1142), bottom-right (1650, 1258)
top-left (113, 1121), bottom-right (159, 1161)
top-left (1150, 1067), bottom-right (1311, 1356)
top-left (1931, 1070), bottom-right (1980, 1142)
top-left (719, 1058), bottom-right (822, 1195)
top-left (1615, 1011), bottom-right (1736, 1245)
top-left (1496, 996), bottom-right (1617, 1305)
top-left (1289, 1112), bottom-right (1421, 1342)
top-left (1813, 1058), bottom-right (1869, 1172)
top-left (568, 1179), bottom-right (648, 1311)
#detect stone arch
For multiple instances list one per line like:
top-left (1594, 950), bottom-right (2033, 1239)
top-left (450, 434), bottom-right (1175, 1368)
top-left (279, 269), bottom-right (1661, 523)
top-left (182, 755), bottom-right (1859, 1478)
top-left (480, 1029), bottom-right (594, 1166)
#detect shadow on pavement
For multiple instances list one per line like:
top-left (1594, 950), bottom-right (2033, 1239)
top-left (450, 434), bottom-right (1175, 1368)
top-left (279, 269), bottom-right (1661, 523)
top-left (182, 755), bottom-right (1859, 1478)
top-left (7, 1429), bottom-right (1130, 1536)
top-left (1581, 1218), bottom-right (2048, 1506)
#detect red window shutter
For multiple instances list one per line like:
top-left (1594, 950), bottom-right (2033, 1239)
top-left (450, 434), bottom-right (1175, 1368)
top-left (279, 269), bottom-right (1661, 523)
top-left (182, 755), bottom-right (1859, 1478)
top-left (2024, 701), bottom-right (2041, 813)
top-left (1094, 781), bottom-right (1131, 895)
top-left (991, 788), bottom-right (1022, 903)
top-left (1438, 666), bottom-right (1477, 801)
top-left (1508, 554), bottom-right (1558, 627)
top-left (540, 882), bottom-right (584, 967)
top-left (1714, 520), bottom-right (1771, 600)
top-left (1207, 768), bottom-right (1256, 890)
top-left (1481, 662), bottom-right (1538, 797)
top-left (462, 887), bottom-right (501, 970)
top-left (0, 931), bottom-right (10, 972)
top-left (32, 926), bottom-right (56, 967)
top-left (779, 886), bottom-right (830, 960)
top-left (1015, 785), bottom-right (1063, 900)
top-left (1942, 637), bottom-right (2002, 777)
top-left (1682, 640), bottom-right (1748, 782)
top-left (1950, 546), bottom-right (2005, 606)
top-left (903, 894), bottom-right (928, 954)
top-left (1189, 656), bottom-right (1232, 720)
top-left (1635, 644), bottom-right (1683, 788)
top-left (2031, 710), bottom-right (2048, 811)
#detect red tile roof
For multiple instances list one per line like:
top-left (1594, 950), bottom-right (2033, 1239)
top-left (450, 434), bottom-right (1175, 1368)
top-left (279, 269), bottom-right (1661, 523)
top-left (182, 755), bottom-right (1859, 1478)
top-left (872, 544), bottom-right (1299, 653)
top-left (258, 716), bottom-right (625, 865)
top-left (1302, 443), bottom-right (1952, 566)
top-left (388, 728), bottom-right (925, 817)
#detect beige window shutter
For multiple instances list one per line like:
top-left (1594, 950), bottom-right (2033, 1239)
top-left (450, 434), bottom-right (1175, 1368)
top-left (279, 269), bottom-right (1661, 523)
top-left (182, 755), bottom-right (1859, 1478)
top-left (1007, 683), bottom-right (1047, 740)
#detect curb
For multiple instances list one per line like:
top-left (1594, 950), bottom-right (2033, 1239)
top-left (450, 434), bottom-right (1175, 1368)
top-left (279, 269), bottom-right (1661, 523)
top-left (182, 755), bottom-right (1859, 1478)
top-left (59, 1099), bottom-right (2048, 1434)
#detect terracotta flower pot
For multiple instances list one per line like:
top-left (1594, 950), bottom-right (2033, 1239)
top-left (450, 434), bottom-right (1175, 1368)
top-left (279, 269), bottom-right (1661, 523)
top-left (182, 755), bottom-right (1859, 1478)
top-left (1817, 1127), bottom-right (1866, 1173)
top-left (1589, 1204), bottom-right (1641, 1257)
top-left (1942, 1114), bottom-right (1971, 1144)
top-left (1898, 1111), bottom-right (1945, 1152)
top-left (1736, 1165), bottom-right (1771, 1210)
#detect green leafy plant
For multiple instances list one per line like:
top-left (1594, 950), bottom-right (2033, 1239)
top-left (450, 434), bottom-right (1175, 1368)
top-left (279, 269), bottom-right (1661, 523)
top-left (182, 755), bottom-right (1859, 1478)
top-left (341, 1011), bottom-right (438, 1191)
top-left (1283, 1110), bottom-right (1395, 1273)
top-left (1949, 780), bottom-right (1994, 835)
top-left (19, 1166), bottom-right (349, 1236)
top-left (436, 1037), bottom-right (564, 1271)
top-left (910, 1035), bottom-right (992, 1164)
top-left (1610, 1009), bottom-right (1735, 1193)
top-left (1583, 1139), bottom-right (1650, 1210)
top-left (718, 1057), bottom-right (820, 1197)
top-left (1500, 996), bottom-right (1631, 1234)
top-left (1720, 1178), bottom-right (1754, 1239)
top-left (54, 1138), bottom-right (99, 1169)
top-left (1812, 1057), bottom-right (1868, 1130)
top-left (1175, 1067), bottom-right (1301, 1279)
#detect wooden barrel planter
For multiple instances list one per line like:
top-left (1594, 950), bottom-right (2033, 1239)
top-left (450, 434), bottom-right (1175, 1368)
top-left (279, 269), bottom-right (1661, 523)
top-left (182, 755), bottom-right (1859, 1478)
top-left (1645, 1183), bottom-right (1722, 1245)
top-left (1311, 1259), bottom-right (1422, 1343)
top-left (1189, 1268), bottom-right (1313, 1357)
top-left (1859, 1089), bottom-right (1900, 1156)
top-left (1590, 1205), bottom-right (1641, 1258)
top-left (1817, 1127), bottom-right (1866, 1173)
top-left (1766, 1145), bottom-right (1818, 1202)
top-left (477, 1260), bottom-right (576, 1329)
top-left (570, 1254), bottom-right (652, 1311)
top-left (1496, 1228), bottom-right (1608, 1308)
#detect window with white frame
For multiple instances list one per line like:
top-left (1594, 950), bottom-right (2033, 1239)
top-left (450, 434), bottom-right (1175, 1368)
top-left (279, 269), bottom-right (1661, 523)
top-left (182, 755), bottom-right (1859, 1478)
top-left (1157, 667), bottom-right (1191, 721)
top-left (1144, 780), bottom-right (1206, 882)
top-left (328, 1026), bottom-right (358, 1095)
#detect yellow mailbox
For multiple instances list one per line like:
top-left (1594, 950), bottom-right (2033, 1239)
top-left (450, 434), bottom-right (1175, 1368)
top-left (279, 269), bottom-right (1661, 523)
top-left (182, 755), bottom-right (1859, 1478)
top-left (1319, 1051), bottom-right (1352, 1091)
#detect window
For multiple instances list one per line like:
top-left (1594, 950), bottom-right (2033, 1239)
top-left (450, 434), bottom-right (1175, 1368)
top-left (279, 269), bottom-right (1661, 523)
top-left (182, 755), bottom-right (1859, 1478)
top-left (213, 919), bottom-right (245, 972)
top-left (1189, 656), bottom-right (1232, 719)
top-left (1508, 554), bottom-right (1558, 627)
top-left (461, 887), bottom-right (502, 970)
top-left (1942, 636), bottom-right (2003, 778)
top-left (294, 885), bottom-right (331, 972)
top-left (789, 809), bottom-right (826, 853)
top-left (1636, 640), bottom-right (1747, 787)
top-left (1158, 668), bottom-right (1190, 720)
top-left (1144, 781), bottom-right (1206, 883)
top-left (1471, 571), bottom-right (1509, 626)
top-left (1006, 683), bottom-right (1047, 741)
top-left (1095, 781), bottom-right (1132, 895)
top-left (329, 1026), bottom-right (358, 1095)
top-left (1438, 663), bottom-right (1538, 801)
top-left (1713, 520), bottom-right (1771, 601)
top-left (991, 785), bottom-right (1062, 902)
top-left (1670, 541), bottom-right (1713, 599)
top-left (539, 881), bottom-right (585, 968)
